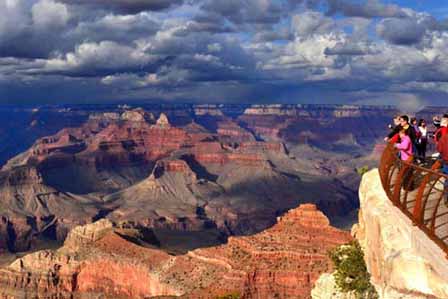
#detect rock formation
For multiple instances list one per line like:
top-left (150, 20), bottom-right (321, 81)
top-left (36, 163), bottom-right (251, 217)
top-left (311, 273), bottom-right (356, 299)
top-left (155, 112), bottom-right (171, 128)
top-left (312, 169), bottom-right (448, 299)
top-left (0, 106), bottom-right (362, 254)
top-left (0, 204), bottom-right (351, 299)
top-left (339, 169), bottom-right (448, 299)
top-left (0, 104), bottom-right (410, 298)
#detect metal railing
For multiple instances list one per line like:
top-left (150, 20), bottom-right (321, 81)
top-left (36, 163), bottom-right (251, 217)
top-left (379, 142), bottom-right (448, 255)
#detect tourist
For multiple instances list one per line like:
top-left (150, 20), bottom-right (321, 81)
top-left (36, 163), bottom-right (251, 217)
top-left (411, 117), bottom-right (419, 131)
top-left (435, 116), bottom-right (448, 144)
top-left (411, 117), bottom-right (421, 158)
top-left (385, 115), bottom-right (401, 142)
top-left (417, 119), bottom-right (428, 159)
top-left (386, 115), bottom-right (416, 145)
top-left (411, 117), bottom-right (420, 139)
top-left (403, 115), bottom-right (417, 145)
top-left (395, 129), bottom-right (413, 161)
top-left (436, 129), bottom-right (448, 198)
top-left (388, 115), bottom-right (401, 130)
top-left (433, 116), bottom-right (441, 129)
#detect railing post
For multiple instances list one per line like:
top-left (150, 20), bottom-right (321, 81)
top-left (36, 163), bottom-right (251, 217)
top-left (379, 143), bottom-right (448, 257)
top-left (413, 161), bottom-right (442, 225)
top-left (379, 142), bottom-right (396, 196)
top-left (392, 157), bottom-right (413, 207)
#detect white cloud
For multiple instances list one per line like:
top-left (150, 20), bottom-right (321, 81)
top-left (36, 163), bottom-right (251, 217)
top-left (291, 11), bottom-right (335, 37)
top-left (1, 0), bottom-right (448, 104)
top-left (32, 0), bottom-right (70, 29)
top-left (43, 41), bottom-right (153, 75)
top-left (262, 33), bottom-right (346, 70)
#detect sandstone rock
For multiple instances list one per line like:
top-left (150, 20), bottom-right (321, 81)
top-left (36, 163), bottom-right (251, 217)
top-left (184, 204), bottom-right (352, 298)
top-left (156, 113), bottom-right (171, 128)
top-left (0, 216), bottom-right (34, 252)
top-left (0, 105), bottom-right (365, 258)
top-left (356, 169), bottom-right (448, 299)
top-left (0, 165), bottom-right (100, 252)
top-left (194, 106), bottom-right (225, 116)
top-left (0, 250), bottom-right (80, 298)
top-left (216, 121), bottom-right (255, 142)
top-left (311, 273), bottom-right (357, 299)
top-left (243, 105), bottom-right (299, 116)
top-left (332, 106), bottom-right (362, 118)
top-left (64, 219), bottom-right (114, 250)
top-left (89, 112), bottom-right (121, 122)
top-left (151, 159), bottom-right (198, 183)
top-left (277, 203), bottom-right (330, 228)
top-left (121, 110), bottom-right (145, 122)
top-left (0, 204), bottom-right (351, 299)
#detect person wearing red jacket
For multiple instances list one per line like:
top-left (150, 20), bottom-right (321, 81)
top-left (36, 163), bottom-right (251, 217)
top-left (434, 116), bottom-right (448, 143)
top-left (437, 131), bottom-right (448, 198)
top-left (438, 132), bottom-right (448, 169)
top-left (435, 125), bottom-right (448, 144)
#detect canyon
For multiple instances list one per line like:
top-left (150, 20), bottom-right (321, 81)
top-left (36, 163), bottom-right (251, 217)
top-left (0, 104), bottom-right (397, 254)
top-left (0, 104), bottom-right (404, 298)
top-left (0, 204), bottom-right (351, 299)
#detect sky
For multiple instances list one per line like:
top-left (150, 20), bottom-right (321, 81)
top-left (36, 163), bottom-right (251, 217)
top-left (1, 0), bottom-right (448, 107)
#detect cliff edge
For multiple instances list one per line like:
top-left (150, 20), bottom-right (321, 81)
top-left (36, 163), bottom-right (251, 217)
top-left (0, 204), bottom-right (351, 299)
top-left (353, 169), bottom-right (448, 299)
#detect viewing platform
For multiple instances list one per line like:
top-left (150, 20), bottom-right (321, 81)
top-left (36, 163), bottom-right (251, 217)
top-left (353, 163), bottom-right (448, 298)
top-left (379, 142), bottom-right (448, 255)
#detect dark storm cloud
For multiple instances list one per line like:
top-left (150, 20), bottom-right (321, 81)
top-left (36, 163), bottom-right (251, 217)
top-left (377, 14), bottom-right (448, 45)
top-left (326, 0), bottom-right (407, 18)
top-left (253, 30), bottom-right (294, 42)
top-left (70, 13), bottom-right (160, 43)
top-left (324, 42), bottom-right (377, 56)
top-left (0, 31), bottom-right (55, 59)
top-left (188, 13), bottom-right (237, 34)
top-left (1, 0), bottom-right (448, 105)
top-left (377, 18), bottom-right (426, 45)
top-left (57, 0), bottom-right (184, 13)
top-left (26, 22), bottom-right (255, 83)
top-left (0, 0), bottom-right (71, 59)
top-left (201, 0), bottom-right (284, 25)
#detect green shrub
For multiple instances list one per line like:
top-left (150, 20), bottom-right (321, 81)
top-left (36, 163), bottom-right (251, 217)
top-left (356, 165), bottom-right (370, 177)
top-left (329, 241), bottom-right (378, 299)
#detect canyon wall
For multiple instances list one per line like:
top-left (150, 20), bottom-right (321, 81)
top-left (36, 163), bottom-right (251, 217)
top-left (0, 108), bottom-right (362, 253)
top-left (0, 204), bottom-right (351, 299)
top-left (353, 169), bottom-right (448, 299)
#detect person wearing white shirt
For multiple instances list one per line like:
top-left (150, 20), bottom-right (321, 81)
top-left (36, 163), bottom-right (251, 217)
top-left (417, 119), bottom-right (428, 159)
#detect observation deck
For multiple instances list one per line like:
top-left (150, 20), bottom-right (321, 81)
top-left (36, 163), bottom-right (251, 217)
top-left (379, 143), bottom-right (448, 255)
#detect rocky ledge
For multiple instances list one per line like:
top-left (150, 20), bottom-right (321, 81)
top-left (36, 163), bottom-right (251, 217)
top-left (0, 204), bottom-right (351, 299)
top-left (353, 169), bottom-right (448, 299)
top-left (313, 169), bottom-right (448, 299)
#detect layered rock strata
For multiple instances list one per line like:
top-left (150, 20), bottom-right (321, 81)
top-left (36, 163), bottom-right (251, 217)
top-left (0, 204), bottom-right (351, 299)
top-left (0, 106), bottom-right (365, 254)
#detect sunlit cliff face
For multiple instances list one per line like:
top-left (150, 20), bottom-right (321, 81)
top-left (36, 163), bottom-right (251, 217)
top-left (0, 204), bottom-right (351, 299)
top-left (353, 169), bottom-right (448, 299)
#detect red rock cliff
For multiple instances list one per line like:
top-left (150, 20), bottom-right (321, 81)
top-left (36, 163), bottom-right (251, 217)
top-left (0, 204), bottom-right (351, 299)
